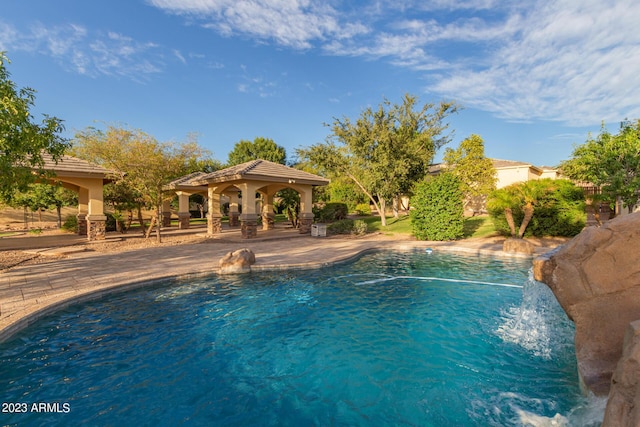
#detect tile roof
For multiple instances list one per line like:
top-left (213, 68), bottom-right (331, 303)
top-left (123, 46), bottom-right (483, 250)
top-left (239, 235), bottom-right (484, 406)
top-left (195, 159), bottom-right (330, 186)
top-left (40, 153), bottom-right (115, 178)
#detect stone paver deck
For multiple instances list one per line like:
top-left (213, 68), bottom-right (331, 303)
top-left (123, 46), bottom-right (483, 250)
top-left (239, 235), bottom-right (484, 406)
top-left (0, 233), bottom-right (562, 343)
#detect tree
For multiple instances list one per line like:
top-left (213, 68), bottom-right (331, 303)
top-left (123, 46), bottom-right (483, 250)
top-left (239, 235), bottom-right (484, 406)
top-left (561, 120), bottom-right (640, 213)
top-left (0, 53), bottom-right (69, 203)
top-left (9, 183), bottom-right (77, 229)
top-left (227, 137), bottom-right (286, 165)
top-left (299, 94), bottom-right (458, 226)
top-left (410, 173), bottom-right (464, 241)
top-left (487, 179), bottom-right (585, 238)
top-left (443, 134), bottom-right (496, 214)
top-left (72, 125), bottom-right (211, 242)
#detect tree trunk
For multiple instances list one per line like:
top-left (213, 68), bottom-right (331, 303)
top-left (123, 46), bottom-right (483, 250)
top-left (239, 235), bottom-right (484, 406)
top-left (137, 207), bottom-right (145, 234)
top-left (155, 208), bottom-right (162, 243)
top-left (145, 216), bottom-right (156, 239)
top-left (505, 207), bottom-right (516, 237)
top-left (379, 196), bottom-right (387, 227)
top-left (345, 171), bottom-right (385, 226)
top-left (56, 206), bottom-right (62, 228)
top-left (392, 195), bottom-right (399, 219)
top-left (518, 202), bottom-right (534, 238)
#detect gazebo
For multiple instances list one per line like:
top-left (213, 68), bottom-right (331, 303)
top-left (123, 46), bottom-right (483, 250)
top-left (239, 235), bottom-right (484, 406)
top-left (40, 153), bottom-right (114, 241)
top-left (166, 160), bottom-right (330, 239)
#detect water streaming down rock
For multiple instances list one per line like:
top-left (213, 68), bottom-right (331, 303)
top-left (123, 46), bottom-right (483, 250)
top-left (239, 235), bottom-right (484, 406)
top-left (496, 271), bottom-right (606, 426)
top-left (497, 271), bottom-right (574, 360)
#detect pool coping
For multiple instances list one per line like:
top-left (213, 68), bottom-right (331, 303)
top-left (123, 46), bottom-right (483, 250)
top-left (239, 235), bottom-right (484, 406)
top-left (0, 237), bottom-right (556, 344)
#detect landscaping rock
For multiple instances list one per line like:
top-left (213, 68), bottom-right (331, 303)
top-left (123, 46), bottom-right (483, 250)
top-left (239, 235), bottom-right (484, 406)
top-left (502, 237), bottom-right (535, 255)
top-left (533, 212), bottom-right (640, 396)
top-left (603, 320), bottom-right (640, 427)
top-left (219, 248), bottom-right (256, 274)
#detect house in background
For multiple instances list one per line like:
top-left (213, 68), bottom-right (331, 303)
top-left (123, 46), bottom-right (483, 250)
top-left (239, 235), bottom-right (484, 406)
top-left (490, 159), bottom-right (561, 189)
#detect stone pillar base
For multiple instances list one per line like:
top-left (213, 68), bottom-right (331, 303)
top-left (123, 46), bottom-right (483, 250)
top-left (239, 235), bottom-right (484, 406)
top-left (162, 211), bottom-right (172, 227)
top-left (87, 215), bottom-right (107, 241)
top-left (299, 213), bottom-right (314, 234)
top-left (77, 213), bottom-right (87, 236)
top-left (208, 214), bottom-right (223, 235)
top-left (178, 212), bottom-right (191, 229)
top-left (262, 212), bottom-right (275, 230)
top-left (229, 212), bottom-right (240, 227)
top-left (240, 214), bottom-right (258, 239)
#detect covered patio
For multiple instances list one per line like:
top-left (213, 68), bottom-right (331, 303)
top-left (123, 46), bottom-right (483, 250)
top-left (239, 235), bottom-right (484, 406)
top-left (40, 153), bottom-right (114, 241)
top-left (166, 160), bottom-right (329, 239)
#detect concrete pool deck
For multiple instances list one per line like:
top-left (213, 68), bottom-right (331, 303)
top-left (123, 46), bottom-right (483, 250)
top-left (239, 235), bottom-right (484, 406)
top-left (0, 231), bottom-right (566, 343)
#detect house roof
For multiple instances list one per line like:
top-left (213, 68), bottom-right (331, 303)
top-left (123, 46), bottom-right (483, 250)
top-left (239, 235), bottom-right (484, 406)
top-left (194, 159), bottom-right (330, 186)
top-left (491, 159), bottom-right (532, 169)
top-left (39, 153), bottom-right (115, 181)
top-left (163, 171), bottom-right (209, 191)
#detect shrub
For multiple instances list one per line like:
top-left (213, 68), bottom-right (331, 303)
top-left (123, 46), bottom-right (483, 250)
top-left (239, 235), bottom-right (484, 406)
top-left (487, 179), bottom-right (585, 237)
top-left (62, 214), bottom-right (78, 233)
top-left (410, 173), bottom-right (464, 241)
top-left (314, 202), bottom-right (348, 222)
top-left (326, 219), bottom-right (368, 235)
top-left (354, 203), bottom-right (371, 216)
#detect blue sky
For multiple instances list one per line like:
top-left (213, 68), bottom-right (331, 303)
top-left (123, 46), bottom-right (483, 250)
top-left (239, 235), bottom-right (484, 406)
top-left (2, 0), bottom-right (639, 167)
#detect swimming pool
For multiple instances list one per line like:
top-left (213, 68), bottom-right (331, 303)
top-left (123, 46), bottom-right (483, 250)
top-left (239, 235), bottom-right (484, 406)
top-left (0, 251), bottom-right (604, 426)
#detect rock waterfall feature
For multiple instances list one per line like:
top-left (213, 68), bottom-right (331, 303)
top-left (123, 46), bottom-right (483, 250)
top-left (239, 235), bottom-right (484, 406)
top-left (533, 212), bottom-right (640, 425)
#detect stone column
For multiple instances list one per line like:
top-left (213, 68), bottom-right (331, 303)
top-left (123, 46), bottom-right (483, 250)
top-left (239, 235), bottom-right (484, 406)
top-left (87, 183), bottom-right (106, 241)
top-left (228, 192), bottom-right (240, 227)
top-left (299, 212), bottom-right (314, 234)
top-left (207, 187), bottom-right (222, 236)
top-left (76, 213), bottom-right (87, 236)
top-left (177, 192), bottom-right (191, 229)
top-left (86, 215), bottom-right (107, 241)
top-left (77, 187), bottom-right (89, 236)
top-left (240, 213), bottom-right (258, 239)
top-left (298, 187), bottom-right (314, 234)
top-left (162, 200), bottom-right (172, 227)
top-left (262, 193), bottom-right (275, 230)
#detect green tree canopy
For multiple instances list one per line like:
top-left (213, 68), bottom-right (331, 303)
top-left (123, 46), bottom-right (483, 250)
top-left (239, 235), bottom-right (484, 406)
top-left (0, 53), bottom-right (69, 203)
top-left (487, 179), bottom-right (585, 238)
top-left (443, 134), bottom-right (496, 208)
top-left (561, 120), bottom-right (640, 213)
top-left (71, 125), bottom-right (212, 241)
top-left (298, 93), bottom-right (458, 226)
top-left (227, 137), bottom-right (287, 165)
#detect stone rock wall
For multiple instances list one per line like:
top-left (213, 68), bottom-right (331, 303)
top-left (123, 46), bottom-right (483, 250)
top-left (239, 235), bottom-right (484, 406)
top-left (533, 212), bottom-right (640, 396)
top-left (602, 320), bottom-right (640, 426)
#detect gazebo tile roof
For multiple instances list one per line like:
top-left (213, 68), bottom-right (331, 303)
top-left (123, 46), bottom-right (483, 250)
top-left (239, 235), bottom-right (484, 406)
top-left (40, 153), bottom-right (114, 177)
top-left (196, 159), bottom-right (329, 186)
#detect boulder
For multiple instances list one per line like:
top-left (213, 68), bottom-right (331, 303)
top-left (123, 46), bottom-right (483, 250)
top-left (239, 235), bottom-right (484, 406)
top-left (533, 212), bottom-right (640, 396)
top-left (219, 248), bottom-right (256, 274)
top-left (503, 237), bottom-right (535, 255)
top-left (602, 320), bottom-right (640, 427)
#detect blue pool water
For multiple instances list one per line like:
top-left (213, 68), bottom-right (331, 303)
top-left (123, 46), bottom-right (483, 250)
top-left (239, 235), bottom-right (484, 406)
top-left (0, 251), bottom-right (604, 426)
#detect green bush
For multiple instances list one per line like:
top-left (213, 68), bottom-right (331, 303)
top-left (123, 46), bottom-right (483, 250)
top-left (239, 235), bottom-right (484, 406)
top-left (62, 214), bottom-right (78, 233)
top-left (314, 202), bottom-right (348, 222)
top-left (410, 172), bottom-right (464, 241)
top-left (487, 179), bottom-right (585, 237)
top-left (354, 203), bottom-right (371, 216)
top-left (326, 219), bottom-right (368, 235)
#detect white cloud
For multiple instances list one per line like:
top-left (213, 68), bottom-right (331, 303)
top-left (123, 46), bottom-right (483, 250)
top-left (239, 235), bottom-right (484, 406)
top-left (431, 0), bottom-right (640, 125)
top-left (0, 21), bottom-right (167, 80)
top-left (148, 0), bottom-right (368, 49)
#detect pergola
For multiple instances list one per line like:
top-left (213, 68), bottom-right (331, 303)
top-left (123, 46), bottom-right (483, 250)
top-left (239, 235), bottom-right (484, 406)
top-left (165, 160), bottom-right (330, 238)
top-left (40, 153), bottom-right (113, 241)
